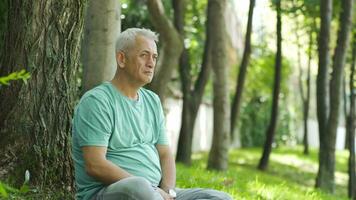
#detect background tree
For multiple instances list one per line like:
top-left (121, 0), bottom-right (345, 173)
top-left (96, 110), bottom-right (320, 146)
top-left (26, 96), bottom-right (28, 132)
top-left (346, 30), bottom-right (356, 199)
top-left (207, 0), bottom-right (230, 170)
top-left (81, 0), bottom-right (121, 92)
top-left (299, 25), bottom-right (314, 155)
top-left (316, 0), bottom-right (353, 192)
top-left (146, 0), bottom-right (183, 102)
top-left (257, 0), bottom-right (282, 171)
top-left (175, 0), bottom-right (212, 165)
top-left (291, 0), bottom-right (318, 155)
top-left (0, 0), bottom-right (85, 195)
top-left (230, 0), bottom-right (255, 142)
top-left (315, 0), bottom-right (332, 190)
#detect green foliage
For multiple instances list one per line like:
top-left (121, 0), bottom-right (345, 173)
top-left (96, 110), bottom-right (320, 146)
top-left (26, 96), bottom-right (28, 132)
top-left (238, 50), bottom-right (295, 147)
top-left (0, 181), bottom-right (30, 199)
top-left (120, 0), bottom-right (173, 32)
top-left (177, 147), bottom-right (348, 199)
top-left (0, 70), bottom-right (30, 86)
top-left (184, 0), bottom-right (207, 78)
top-left (121, 0), bottom-right (154, 31)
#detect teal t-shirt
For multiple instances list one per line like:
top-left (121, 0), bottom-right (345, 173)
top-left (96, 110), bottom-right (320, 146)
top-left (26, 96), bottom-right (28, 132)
top-left (72, 82), bottom-right (168, 200)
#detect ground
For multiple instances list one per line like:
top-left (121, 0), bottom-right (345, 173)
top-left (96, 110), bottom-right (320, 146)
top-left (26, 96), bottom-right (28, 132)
top-left (0, 146), bottom-right (350, 199)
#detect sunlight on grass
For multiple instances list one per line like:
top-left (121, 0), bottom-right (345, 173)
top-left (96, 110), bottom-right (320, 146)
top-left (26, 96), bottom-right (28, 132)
top-left (271, 154), bottom-right (317, 174)
top-left (176, 146), bottom-right (349, 200)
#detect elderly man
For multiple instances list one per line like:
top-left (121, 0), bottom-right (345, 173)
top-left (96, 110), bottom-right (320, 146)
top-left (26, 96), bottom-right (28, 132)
top-left (72, 28), bottom-right (232, 200)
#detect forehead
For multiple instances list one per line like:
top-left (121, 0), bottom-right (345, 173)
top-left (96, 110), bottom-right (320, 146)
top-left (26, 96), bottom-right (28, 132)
top-left (132, 35), bottom-right (157, 53)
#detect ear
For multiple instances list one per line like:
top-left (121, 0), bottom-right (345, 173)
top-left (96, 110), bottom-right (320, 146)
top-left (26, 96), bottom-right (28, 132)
top-left (116, 51), bottom-right (126, 69)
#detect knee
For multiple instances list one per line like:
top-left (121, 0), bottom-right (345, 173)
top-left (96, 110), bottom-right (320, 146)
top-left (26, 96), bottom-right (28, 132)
top-left (120, 177), bottom-right (155, 198)
top-left (125, 176), bottom-right (151, 188)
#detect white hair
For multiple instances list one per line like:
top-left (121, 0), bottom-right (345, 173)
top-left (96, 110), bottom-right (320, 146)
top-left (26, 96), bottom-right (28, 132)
top-left (115, 28), bottom-right (159, 53)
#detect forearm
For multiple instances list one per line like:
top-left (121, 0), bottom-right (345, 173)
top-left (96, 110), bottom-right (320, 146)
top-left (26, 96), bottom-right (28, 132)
top-left (159, 152), bottom-right (176, 191)
top-left (86, 159), bottom-right (132, 185)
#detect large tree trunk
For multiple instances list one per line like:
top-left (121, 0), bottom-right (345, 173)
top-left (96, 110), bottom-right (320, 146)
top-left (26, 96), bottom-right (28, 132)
top-left (316, 0), bottom-right (332, 188)
top-left (315, 0), bottom-right (332, 190)
top-left (146, 0), bottom-right (183, 102)
top-left (230, 0), bottom-right (255, 142)
top-left (174, 0), bottom-right (212, 165)
top-left (0, 0), bottom-right (85, 193)
top-left (347, 31), bottom-right (356, 199)
top-left (316, 0), bottom-right (353, 192)
top-left (81, 0), bottom-right (120, 93)
top-left (207, 0), bottom-right (230, 171)
top-left (258, 0), bottom-right (282, 171)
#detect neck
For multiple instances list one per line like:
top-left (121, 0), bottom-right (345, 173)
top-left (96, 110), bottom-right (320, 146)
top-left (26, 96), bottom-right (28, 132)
top-left (111, 74), bottom-right (140, 100)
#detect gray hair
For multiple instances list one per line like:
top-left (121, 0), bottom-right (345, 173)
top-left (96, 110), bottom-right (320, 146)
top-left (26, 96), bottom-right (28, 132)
top-left (115, 28), bottom-right (159, 53)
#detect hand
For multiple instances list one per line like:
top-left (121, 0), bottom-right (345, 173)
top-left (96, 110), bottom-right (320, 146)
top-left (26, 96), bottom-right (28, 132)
top-left (157, 187), bottom-right (175, 200)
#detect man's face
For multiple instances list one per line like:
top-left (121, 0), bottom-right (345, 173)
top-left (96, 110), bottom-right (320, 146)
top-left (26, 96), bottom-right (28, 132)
top-left (121, 35), bottom-right (158, 86)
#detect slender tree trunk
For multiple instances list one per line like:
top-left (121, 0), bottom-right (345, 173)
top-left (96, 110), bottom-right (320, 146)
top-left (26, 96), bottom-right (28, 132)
top-left (207, 0), bottom-right (230, 171)
top-left (230, 0), bottom-right (255, 142)
top-left (294, 11), bottom-right (311, 155)
top-left (146, 0), bottom-right (183, 102)
top-left (258, 0), bottom-right (282, 171)
top-left (303, 29), bottom-right (313, 155)
top-left (0, 0), bottom-right (85, 193)
top-left (175, 0), bottom-right (212, 164)
top-left (82, 0), bottom-right (120, 93)
top-left (347, 31), bottom-right (356, 199)
top-left (315, 0), bottom-right (332, 189)
top-left (173, 0), bottom-right (193, 164)
top-left (343, 73), bottom-right (349, 150)
top-left (316, 0), bottom-right (353, 192)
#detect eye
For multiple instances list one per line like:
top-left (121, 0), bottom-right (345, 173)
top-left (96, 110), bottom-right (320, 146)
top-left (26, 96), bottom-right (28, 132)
top-left (140, 53), bottom-right (148, 58)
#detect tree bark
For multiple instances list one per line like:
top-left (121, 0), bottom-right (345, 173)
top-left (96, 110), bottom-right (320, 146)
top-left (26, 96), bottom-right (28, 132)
top-left (0, 0), bottom-right (85, 193)
top-left (207, 0), bottom-right (230, 171)
top-left (82, 0), bottom-right (120, 93)
top-left (316, 0), bottom-right (332, 185)
top-left (258, 0), bottom-right (282, 171)
top-left (174, 0), bottom-right (212, 165)
top-left (315, 0), bottom-right (332, 190)
top-left (146, 0), bottom-right (183, 102)
top-left (230, 0), bottom-right (255, 142)
top-left (347, 30), bottom-right (356, 199)
top-left (316, 0), bottom-right (353, 192)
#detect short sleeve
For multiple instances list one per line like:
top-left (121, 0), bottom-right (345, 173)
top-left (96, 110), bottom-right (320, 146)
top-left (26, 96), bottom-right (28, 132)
top-left (73, 96), bottom-right (112, 147)
top-left (155, 96), bottom-right (168, 145)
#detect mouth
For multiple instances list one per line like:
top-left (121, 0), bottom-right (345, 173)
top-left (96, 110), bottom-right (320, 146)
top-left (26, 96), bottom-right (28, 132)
top-left (144, 71), bottom-right (153, 75)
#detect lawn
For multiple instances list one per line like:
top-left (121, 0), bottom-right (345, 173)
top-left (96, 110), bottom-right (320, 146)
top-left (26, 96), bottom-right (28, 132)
top-left (0, 146), bottom-right (349, 199)
top-left (176, 146), bottom-right (349, 200)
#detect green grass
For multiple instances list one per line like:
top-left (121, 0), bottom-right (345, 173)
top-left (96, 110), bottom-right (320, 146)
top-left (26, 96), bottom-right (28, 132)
top-left (0, 146), bottom-right (349, 199)
top-left (176, 146), bottom-right (349, 200)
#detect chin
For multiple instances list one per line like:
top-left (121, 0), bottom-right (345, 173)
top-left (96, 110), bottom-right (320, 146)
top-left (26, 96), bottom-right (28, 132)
top-left (140, 79), bottom-right (153, 86)
top-left (146, 79), bottom-right (153, 84)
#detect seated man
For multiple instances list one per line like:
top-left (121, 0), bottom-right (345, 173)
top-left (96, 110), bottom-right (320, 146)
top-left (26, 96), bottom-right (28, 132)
top-left (72, 28), bottom-right (232, 200)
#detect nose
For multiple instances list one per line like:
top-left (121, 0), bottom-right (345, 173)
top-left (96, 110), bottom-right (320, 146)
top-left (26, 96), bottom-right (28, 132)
top-left (147, 55), bottom-right (155, 69)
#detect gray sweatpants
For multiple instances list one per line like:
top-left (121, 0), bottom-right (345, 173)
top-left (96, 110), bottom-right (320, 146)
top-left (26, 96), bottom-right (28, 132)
top-left (93, 177), bottom-right (233, 200)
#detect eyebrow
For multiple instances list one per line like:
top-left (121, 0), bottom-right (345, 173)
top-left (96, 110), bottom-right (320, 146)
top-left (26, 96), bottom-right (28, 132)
top-left (141, 50), bottom-right (158, 56)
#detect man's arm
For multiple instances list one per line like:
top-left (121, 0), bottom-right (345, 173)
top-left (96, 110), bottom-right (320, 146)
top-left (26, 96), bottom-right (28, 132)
top-left (156, 144), bottom-right (176, 191)
top-left (82, 146), bottom-right (132, 185)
